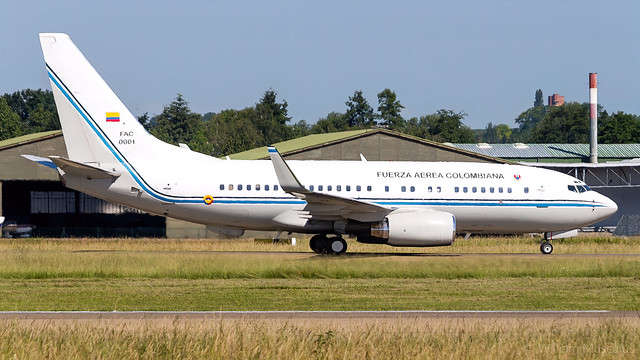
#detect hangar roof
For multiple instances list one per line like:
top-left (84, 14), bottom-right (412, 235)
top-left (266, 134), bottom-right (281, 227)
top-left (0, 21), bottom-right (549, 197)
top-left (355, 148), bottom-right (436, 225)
top-left (228, 129), bottom-right (370, 160)
top-left (451, 143), bottom-right (640, 161)
top-left (228, 129), bottom-right (508, 163)
top-left (0, 130), bottom-right (62, 151)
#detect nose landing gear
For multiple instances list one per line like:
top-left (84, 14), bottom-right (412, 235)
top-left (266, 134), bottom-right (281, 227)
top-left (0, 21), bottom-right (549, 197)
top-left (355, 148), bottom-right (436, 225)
top-left (309, 234), bottom-right (347, 255)
top-left (540, 241), bottom-right (553, 254)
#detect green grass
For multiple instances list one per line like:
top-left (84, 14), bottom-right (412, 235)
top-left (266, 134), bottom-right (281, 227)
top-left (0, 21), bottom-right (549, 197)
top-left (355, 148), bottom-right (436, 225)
top-left (0, 236), bottom-right (638, 311)
top-left (0, 277), bottom-right (638, 311)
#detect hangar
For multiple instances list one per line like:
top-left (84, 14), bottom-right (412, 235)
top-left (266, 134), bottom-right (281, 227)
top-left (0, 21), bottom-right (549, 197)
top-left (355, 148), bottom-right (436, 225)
top-left (0, 131), bottom-right (164, 237)
top-left (0, 129), bottom-right (502, 238)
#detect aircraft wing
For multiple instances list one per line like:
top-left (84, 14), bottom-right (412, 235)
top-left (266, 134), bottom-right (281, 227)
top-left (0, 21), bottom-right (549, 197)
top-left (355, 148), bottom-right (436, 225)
top-left (267, 146), bottom-right (391, 222)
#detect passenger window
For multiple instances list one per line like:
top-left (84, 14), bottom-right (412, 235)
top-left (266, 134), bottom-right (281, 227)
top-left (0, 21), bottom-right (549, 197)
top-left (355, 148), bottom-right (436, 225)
top-left (256, 184), bottom-right (261, 191)
top-left (410, 186), bottom-right (415, 192)
top-left (238, 184), bottom-right (243, 191)
top-left (385, 186), bottom-right (389, 192)
top-left (229, 184), bottom-right (234, 191)
top-left (524, 187), bottom-right (529, 193)
top-left (472, 187), bottom-right (477, 193)
top-left (274, 185), bottom-right (279, 191)
top-left (367, 186), bottom-right (372, 191)
top-left (499, 187), bottom-right (503, 193)
top-left (507, 187), bottom-right (512, 193)
top-left (455, 187), bottom-right (459, 193)
top-left (428, 186), bottom-right (433, 192)
top-left (246, 185), bottom-right (251, 191)
top-left (401, 186), bottom-right (406, 192)
top-left (219, 184), bottom-right (224, 190)
top-left (309, 185), bottom-right (314, 191)
top-left (337, 185), bottom-right (342, 192)
top-left (463, 187), bottom-right (468, 193)
top-left (436, 186), bottom-right (441, 193)
top-left (346, 185), bottom-right (351, 191)
top-left (327, 185), bottom-right (332, 191)
top-left (265, 185), bottom-right (270, 191)
top-left (490, 187), bottom-right (494, 193)
top-left (481, 187), bottom-right (486, 193)
top-left (356, 185), bottom-right (361, 192)
top-left (318, 185), bottom-right (323, 191)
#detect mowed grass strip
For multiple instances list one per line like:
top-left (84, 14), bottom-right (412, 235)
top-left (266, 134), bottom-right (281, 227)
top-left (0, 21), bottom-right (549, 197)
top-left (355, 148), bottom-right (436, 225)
top-left (0, 277), bottom-right (638, 311)
top-left (1, 319), bottom-right (639, 359)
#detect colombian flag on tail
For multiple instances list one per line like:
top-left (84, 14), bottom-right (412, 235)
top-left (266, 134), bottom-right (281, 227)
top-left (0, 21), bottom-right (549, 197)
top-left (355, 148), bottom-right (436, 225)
top-left (106, 112), bottom-right (120, 122)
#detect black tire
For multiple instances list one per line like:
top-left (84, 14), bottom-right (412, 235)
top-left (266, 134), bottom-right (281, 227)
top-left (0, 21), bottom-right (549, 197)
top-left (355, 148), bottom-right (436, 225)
top-left (310, 234), bottom-right (326, 254)
top-left (540, 241), bottom-right (553, 255)
top-left (328, 237), bottom-right (347, 255)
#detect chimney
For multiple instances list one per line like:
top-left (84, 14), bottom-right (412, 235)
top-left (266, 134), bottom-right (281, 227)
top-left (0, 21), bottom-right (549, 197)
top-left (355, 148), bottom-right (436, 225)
top-left (589, 73), bottom-right (598, 163)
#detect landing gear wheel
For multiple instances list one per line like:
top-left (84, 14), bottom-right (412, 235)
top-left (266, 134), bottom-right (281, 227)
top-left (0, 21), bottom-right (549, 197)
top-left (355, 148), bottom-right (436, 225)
top-left (540, 241), bottom-right (553, 255)
top-left (310, 234), bottom-right (327, 254)
top-left (327, 237), bottom-right (347, 255)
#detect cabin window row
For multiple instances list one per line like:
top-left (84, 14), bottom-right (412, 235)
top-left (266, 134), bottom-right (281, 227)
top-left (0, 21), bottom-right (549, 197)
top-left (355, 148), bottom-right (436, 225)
top-left (220, 184), bottom-right (280, 191)
top-left (308, 185), bottom-right (373, 192)
top-left (453, 186), bottom-right (528, 194)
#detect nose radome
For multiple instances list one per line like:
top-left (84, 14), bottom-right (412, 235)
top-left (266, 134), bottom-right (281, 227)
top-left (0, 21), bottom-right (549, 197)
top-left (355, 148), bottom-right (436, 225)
top-left (597, 194), bottom-right (618, 218)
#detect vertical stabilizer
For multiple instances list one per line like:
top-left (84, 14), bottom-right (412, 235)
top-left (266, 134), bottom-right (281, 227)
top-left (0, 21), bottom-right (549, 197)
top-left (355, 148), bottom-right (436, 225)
top-left (39, 33), bottom-right (152, 165)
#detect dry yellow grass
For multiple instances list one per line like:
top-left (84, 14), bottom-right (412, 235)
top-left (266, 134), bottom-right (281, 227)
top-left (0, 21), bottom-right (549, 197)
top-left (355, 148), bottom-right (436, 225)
top-left (1, 233), bottom-right (638, 254)
top-left (1, 317), bottom-right (639, 359)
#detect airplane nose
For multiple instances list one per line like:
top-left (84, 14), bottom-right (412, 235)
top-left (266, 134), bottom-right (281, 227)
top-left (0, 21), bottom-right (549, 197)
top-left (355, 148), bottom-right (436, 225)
top-left (597, 194), bottom-right (618, 219)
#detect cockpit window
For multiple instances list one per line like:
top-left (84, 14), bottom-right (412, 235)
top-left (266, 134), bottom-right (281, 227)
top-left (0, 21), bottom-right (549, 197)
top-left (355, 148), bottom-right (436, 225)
top-left (568, 184), bottom-right (591, 193)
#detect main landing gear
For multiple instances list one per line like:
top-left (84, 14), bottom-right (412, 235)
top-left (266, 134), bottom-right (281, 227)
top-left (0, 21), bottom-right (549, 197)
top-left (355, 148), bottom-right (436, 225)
top-left (309, 234), bottom-right (347, 255)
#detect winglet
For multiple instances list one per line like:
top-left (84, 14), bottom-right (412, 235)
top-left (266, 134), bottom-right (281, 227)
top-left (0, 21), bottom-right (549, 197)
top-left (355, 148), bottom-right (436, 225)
top-left (267, 146), bottom-right (309, 194)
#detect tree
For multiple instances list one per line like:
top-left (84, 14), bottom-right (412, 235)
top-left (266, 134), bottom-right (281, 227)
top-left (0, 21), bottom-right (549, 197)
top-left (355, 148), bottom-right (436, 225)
top-left (2, 89), bottom-right (60, 133)
top-left (310, 112), bottom-right (348, 134)
top-left (599, 111), bottom-right (640, 144)
top-left (421, 109), bottom-right (474, 143)
top-left (514, 106), bottom-right (547, 142)
top-left (137, 112), bottom-right (151, 130)
top-left (376, 88), bottom-right (405, 129)
top-left (150, 94), bottom-right (204, 147)
top-left (254, 89), bottom-right (291, 144)
top-left (0, 97), bottom-right (24, 140)
top-left (528, 102), bottom-right (590, 143)
top-left (205, 108), bottom-right (263, 156)
top-left (290, 120), bottom-right (311, 138)
top-left (534, 89), bottom-right (544, 108)
top-left (345, 90), bottom-right (375, 128)
top-left (482, 122), bottom-right (499, 143)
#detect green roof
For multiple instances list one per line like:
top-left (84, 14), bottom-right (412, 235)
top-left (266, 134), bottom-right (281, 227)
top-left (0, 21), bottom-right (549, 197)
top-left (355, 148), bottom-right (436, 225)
top-left (228, 129), bottom-right (371, 160)
top-left (0, 130), bottom-right (62, 150)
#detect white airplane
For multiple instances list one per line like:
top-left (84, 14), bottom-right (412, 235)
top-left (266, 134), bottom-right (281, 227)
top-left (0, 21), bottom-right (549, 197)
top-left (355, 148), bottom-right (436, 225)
top-left (27, 33), bottom-right (617, 254)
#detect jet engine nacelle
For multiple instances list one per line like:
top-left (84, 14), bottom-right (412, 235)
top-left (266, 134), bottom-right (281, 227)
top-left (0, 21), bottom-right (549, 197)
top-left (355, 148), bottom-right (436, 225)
top-left (369, 209), bottom-right (456, 247)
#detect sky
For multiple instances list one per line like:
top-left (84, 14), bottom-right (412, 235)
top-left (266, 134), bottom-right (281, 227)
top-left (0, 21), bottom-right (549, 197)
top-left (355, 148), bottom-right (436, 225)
top-left (1, 0), bottom-right (639, 129)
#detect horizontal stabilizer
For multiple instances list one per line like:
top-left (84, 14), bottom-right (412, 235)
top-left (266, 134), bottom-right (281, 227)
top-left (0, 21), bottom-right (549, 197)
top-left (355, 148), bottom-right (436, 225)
top-left (21, 155), bottom-right (57, 169)
top-left (49, 156), bottom-right (121, 179)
